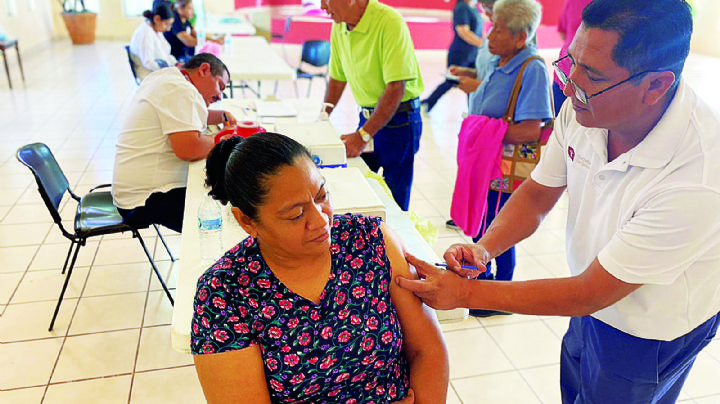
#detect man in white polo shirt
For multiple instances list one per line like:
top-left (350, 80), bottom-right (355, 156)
top-left (112, 53), bottom-right (235, 233)
top-left (396, 0), bottom-right (720, 402)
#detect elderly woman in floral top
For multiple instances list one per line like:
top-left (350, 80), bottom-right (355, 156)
top-left (191, 133), bottom-right (448, 404)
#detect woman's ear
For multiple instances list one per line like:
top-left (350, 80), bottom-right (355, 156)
top-left (515, 31), bottom-right (528, 50)
top-left (232, 207), bottom-right (258, 238)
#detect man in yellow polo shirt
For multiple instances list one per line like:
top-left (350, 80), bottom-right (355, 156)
top-left (322, 0), bottom-right (424, 211)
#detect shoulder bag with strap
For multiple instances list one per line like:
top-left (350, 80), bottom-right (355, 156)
top-left (489, 55), bottom-right (555, 193)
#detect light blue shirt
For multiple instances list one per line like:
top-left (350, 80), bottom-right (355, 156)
top-left (469, 45), bottom-right (552, 122)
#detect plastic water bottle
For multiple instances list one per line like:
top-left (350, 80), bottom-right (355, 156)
top-left (198, 196), bottom-right (223, 262)
top-left (224, 33), bottom-right (233, 56)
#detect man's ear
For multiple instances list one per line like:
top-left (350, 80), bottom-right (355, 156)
top-left (232, 206), bottom-right (258, 237)
top-left (643, 71), bottom-right (675, 105)
top-left (199, 62), bottom-right (212, 77)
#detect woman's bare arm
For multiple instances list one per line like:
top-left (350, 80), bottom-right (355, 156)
top-left (194, 345), bottom-right (272, 404)
top-left (383, 223), bottom-right (449, 404)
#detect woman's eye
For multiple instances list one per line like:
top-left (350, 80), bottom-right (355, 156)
top-left (317, 192), bottom-right (329, 203)
top-left (290, 211), bottom-right (303, 221)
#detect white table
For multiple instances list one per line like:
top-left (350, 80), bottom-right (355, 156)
top-left (199, 12), bottom-right (257, 36)
top-left (220, 36), bottom-right (295, 97)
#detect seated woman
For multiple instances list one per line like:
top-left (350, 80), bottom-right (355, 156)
top-left (130, 3), bottom-right (177, 81)
top-left (191, 133), bottom-right (449, 403)
top-left (163, 0), bottom-right (225, 63)
top-left (164, 0), bottom-right (197, 63)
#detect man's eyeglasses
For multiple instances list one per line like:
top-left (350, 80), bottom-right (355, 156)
top-left (552, 54), bottom-right (655, 105)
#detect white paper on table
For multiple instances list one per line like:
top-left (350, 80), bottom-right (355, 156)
top-left (275, 121), bottom-right (343, 146)
top-left (255, 100), bottom-right (298, 117)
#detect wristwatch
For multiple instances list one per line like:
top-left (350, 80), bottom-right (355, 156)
top-left (358, 127), bottom-right (372, 143)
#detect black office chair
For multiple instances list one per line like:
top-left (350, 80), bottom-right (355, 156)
top-left (124, 45), bottom-right (141, 85)
top-left (294, 40), bottom-right (331, 98)
top-left (16, 143), bottom-right (175, 331)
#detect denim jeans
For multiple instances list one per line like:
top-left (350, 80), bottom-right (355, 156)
top-left (359, 107), bottom-right (422, 211)
top-left (472, 190), bottom-right (515, 281)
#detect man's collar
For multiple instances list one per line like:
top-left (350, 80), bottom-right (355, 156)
top-left (625, 80), bottom-right (690, 169)
top-left (346, 0), bottom-right (375, 34)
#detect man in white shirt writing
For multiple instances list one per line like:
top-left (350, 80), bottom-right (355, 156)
top-left (112, 53), bottom-right (236, 233)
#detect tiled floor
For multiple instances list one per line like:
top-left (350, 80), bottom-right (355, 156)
top-left (1, 40), bottom-right (720, 403)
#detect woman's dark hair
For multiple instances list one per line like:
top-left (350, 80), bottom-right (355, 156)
top-left (142, 3), bottom-right (173, 21)
top-left (205, 133), bottom-right (313, 221)
top-left (582, 0), bottom-right (692, 90)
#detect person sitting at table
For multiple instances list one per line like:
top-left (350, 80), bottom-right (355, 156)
top-left (130, 3), bottom-right (177, 81)
top-left (112, 53), bottom-right (236, 234)
top-left (191, 133), bottom-right (449, 403)
top-left (163, 0), bottom-right (225, 63)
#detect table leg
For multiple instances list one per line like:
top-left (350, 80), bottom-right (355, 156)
top-left (16, 44), bottom-right (25, 83)
top-left (2, 50), bottom-right (11, 90)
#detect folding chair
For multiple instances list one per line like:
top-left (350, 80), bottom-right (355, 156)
top-left (294, 40), bottom-right (331, 98)
top-left (16, 143), bottom-right (175, 331)
top-left (124, 45), bottom-right (141, 85)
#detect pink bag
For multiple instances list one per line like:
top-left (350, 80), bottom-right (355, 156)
top-left (450, 115), bottom-right (507, 237)
top-left (198, 41), bottom-right (223, 58)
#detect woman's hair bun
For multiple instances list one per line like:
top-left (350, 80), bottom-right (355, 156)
top-left (142, 10), bottom-right (153, 19)
top-left (205, 136), bottom-right (244, 205)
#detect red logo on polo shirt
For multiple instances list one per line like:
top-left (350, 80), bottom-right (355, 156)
top-left (568, 146), bottom-right (575, 161)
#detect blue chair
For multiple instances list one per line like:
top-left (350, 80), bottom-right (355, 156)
top-left (124, 45), bottom-right (141, 85)
top-left (294, 40), bottom-right (331, 98)
top-left (16, 143), bottom-right (175, 331)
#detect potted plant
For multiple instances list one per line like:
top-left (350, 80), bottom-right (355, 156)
top-left (59, 0), bottom-right (97, 45)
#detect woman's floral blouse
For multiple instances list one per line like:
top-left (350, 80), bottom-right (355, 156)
top-left (191, 214), bottom-right (409, 403)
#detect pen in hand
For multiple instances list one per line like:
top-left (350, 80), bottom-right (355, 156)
top-left (435, 263), bottom-right (492, 278)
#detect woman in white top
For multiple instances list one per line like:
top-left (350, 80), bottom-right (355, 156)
top-left (130, 3), bottom-right (177, 81)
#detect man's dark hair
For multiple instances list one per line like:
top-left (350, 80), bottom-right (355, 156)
top-left (582, 0), bottom-right (692, 89)
top-left (184, 53), bottom-right (229, 78)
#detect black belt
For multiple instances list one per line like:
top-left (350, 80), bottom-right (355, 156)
top-left (361, 98), bottom-right (420, 118)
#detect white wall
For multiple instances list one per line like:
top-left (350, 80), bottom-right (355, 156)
top-left (690, 0), bottom-right (720, 57)
top-left (0, 0), bottom-right (55, 51)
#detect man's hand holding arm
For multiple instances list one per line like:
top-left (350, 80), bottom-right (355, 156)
top-left (399, 254), bottom-right (641, 316)
top-left (396, 179), bottom-right (641, 316)
top-left (341, 80), bottom-right (405, 158)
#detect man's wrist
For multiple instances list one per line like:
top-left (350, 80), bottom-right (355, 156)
top-left (358, 127), bottom-right (372, 143)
